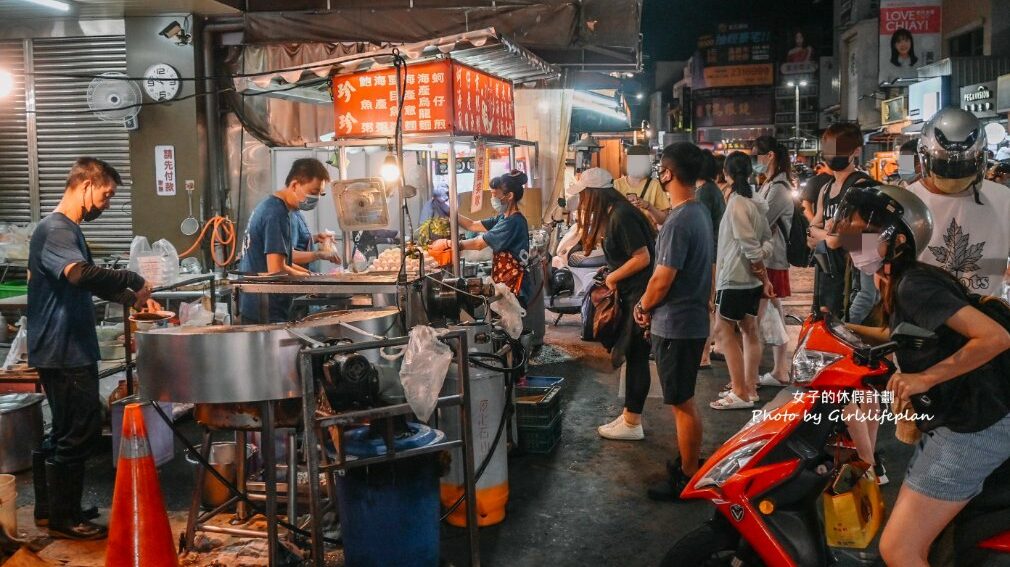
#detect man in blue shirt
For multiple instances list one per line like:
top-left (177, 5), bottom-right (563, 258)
top-left (632, 143), bottom-right (714, 501)
top-left (237, 158), bottom-right (334, 322)
top-left (28, 158), bottom-right (152, 540)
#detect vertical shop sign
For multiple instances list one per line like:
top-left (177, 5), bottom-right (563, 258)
top-left (472, 141), bottom-right (487, 211)
top-left (878, 0), bottom-right (942, 85)
top-left (452, 63), bottom-right (515, 137)
top-left (155, 145), bottom-right (176, 196)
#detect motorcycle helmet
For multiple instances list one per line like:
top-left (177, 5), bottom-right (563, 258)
top-left (918, 107), bottom-right (986, 202)
top-left (549, 267), bottom-right (575, 297)
top-left (834, 184), bottom-right (934, 262)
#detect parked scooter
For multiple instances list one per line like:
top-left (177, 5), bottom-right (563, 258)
top-left (544, 199), bottom-right (605, 325)
top-left (663, 310), bottom-right (1010, 566)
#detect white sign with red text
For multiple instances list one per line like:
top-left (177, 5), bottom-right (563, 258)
top-left (155, 145), bottom-right (177, 196)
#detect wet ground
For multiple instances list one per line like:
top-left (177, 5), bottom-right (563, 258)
top-left (5, 266), bottom-right (915, 566)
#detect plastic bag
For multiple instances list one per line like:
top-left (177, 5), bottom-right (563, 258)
top-left (760, 302), bottom-right (789, 346)
top-left (131, 238), bottom-right (179, 286)
top-left (398, 325), bottom-right (453, 422)
top-left (489, 281), bottom-right (526, 339)
top-left (2, 317), bottom-right (28, 370)
top-left (179, 299), bottom-right (214, 327)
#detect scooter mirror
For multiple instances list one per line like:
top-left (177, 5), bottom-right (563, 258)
top-left (891, 323), bottom-right (937, 351)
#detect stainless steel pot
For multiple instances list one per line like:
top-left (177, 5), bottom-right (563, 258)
top-left (137, 308), bottom-right (401, 404)
top-left (0, 393), bottom-right (44, 473)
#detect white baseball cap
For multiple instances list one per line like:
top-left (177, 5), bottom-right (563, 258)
top-left (567, 167), bottom-right (614, 197)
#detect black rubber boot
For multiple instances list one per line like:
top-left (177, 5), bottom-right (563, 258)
top-left (45, 460), bottom-right (107, 540)
top-left (33, 450), bottom-right (99, 527)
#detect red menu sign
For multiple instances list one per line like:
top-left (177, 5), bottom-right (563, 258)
top-left (332, 60), bottom-right (515, 138)
top-left (452, 63), bottom-right (515, 137)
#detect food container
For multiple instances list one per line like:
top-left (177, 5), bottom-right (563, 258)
top-left (0, 393), bottom-right (45, 473)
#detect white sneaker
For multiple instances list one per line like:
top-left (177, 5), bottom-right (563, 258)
top-left (597, 415), bottom-right (644, 441)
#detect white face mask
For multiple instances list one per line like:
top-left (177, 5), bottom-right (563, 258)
top-left (850, 234), bottom-right (884, 275)
top-left (626, 156), bottom-right (652, 179)
top-left (491, 196), bottom-right (505, 213)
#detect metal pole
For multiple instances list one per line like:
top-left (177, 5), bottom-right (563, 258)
top-left (794, 84), bottom-right (801, 145)
top-left (338, 146), bottom-right (352, 270)
top-left (453, 335), bottom-right (480, 567)
top-left (261, 401), bottom-right (279, 566)
top-left (448, 140), bottom-right (461, 276)
top-left (300, 352), bottom-right (325, 563)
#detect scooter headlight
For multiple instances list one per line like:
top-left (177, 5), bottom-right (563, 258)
top-left (791, 334), bottom-right (842, 385)
top-left (695, 439), bottom-right (769, 489)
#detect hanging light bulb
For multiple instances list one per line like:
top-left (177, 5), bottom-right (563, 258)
top-left (0, 69), bottom-right (13, 98)
top-left (381, 143), bottom-right (400, 183)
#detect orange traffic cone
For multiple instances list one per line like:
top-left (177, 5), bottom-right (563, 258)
top-left (105, 403), bottom-right (178, 567)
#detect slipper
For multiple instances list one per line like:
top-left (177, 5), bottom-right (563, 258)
top-left (758, 373), bottom-right (789, 388)
top-left (710, 392), bottom-right (755, 410)
top-left (719, 390), bottom-right (759, 402)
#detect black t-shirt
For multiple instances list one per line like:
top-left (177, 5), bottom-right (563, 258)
top-left (892, 267), bottom-right (1010, 432)
top-left (603, 201), bottom-right (655, 298)
top-left (801, 173), bottom-right (833, 215)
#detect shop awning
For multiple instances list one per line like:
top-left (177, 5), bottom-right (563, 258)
top-left (235, 28), bottom-right (559, 104)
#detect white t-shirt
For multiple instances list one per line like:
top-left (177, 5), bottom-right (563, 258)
top-left (906, 179), bottom-right (1010, 296)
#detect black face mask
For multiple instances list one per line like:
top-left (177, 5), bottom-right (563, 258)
top-left (826, 155), bottom-right (853, 172)
top-left (82, 186), bottom-right (104, 222)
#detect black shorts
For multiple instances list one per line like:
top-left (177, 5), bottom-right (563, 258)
top-left (716, 286), bottom-right (763, 322)
top-left (652, 337), bottom-right (707, 406)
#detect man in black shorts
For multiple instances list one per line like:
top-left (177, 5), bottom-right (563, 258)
top-left (633, 142), bottom-right (714, 501)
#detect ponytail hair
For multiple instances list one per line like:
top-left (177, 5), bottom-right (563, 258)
top-left (724, 151), bottom-right (753, 198)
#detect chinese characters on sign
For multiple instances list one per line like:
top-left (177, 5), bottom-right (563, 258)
top-left (154, 145), bottom-right (176, 196)
top-left (452, 63), bottom-right (515, 137)
top-left (693, 89), bottom-right (775, 128)
top-left (472, 141), bottom-right (487, 212)
top-left (331, 60), bottom-right (515, 138)
top-left (878, 0), bottom-right (942, 84)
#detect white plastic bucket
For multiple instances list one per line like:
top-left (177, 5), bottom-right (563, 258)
top-left (0, 473), bottom-right (16, 535)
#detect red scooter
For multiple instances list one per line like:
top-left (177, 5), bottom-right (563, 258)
top-left (663, 312), bottom-right (1010, 566)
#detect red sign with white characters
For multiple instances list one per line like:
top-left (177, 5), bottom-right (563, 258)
top-left (332, 60), bottom-right (515, 138)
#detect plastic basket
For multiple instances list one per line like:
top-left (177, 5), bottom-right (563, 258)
top-left (525, 375), bottom-right (565, 391)
top-left (516, 385), bottom-right (561, 428)
top-left (518, 413), bottom-right (562, 454)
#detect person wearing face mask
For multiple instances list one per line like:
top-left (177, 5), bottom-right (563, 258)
top-left (27, 158), bottom-right (154, 540)
top-left (618, 145), bottom-right (669, 224)
top-left (895, 138), bottom-right (921, 188)
top-left (430, 170), bottom-right (533, 305)
top-left (419, 183), bottom-right (451, 224)
top-left (906, 107), bottom-right (1010, 297)
top-left (806, 122), bottom-right (878, 323)
top-left (238, 158), bottom-right (330, 323)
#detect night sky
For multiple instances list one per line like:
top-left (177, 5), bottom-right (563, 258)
top-left (642, 0), bottom-right (834, 61)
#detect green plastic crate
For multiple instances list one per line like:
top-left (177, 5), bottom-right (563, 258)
top-left (518, 412), bottom-right (562, 454)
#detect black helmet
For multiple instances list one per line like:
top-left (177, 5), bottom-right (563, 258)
top-left (834, 184), bottom-right (934, 260)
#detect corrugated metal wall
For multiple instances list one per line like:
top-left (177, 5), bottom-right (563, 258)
top-left (0, 35), bottom-right (132, 255)
top-left (0, 40), bottom-right (31, 224)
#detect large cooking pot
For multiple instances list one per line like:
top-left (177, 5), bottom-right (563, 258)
top-left (137, 308), bottom-right (401, 404)
top-left (0, 393), bottom-right (44, 473)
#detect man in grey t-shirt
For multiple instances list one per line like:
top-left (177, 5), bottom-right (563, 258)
top-left (633, 142), bottom-right (714, 502)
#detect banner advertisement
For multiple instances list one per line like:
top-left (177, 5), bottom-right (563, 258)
top-left (702, 64), bottom-right (774, 88)
top-left (878, 0), bottom-right (942, 85)
top-left (693, 88), bottom-right (775, 128)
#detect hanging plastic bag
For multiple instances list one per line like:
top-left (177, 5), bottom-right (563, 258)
top-left (399, 325), bottom-right (453, 422)
top-left (489, 281), bottom-right (526, 339)
top-left (2, 317), bottom-right (28, 370)
top-left (760, 302), bottom-right (789, 347)
top-left (822, 463), bottom-right (885, 549)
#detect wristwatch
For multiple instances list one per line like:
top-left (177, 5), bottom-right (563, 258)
top-left (634, 302), bottom-right (647, 315)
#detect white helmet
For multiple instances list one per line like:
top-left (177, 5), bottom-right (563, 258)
top-left (918, 107), bottom-right (986, 198)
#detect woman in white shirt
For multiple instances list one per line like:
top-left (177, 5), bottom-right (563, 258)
top-left (710, 152), bottom-right (775, 410)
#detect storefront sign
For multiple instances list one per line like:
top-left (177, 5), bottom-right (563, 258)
top-left (907, 76), bottom-right (947, 122)
top-left (961, 81), bottom-right (998, 118)
top-left (697, 24), bottom-right (772, 67)
top-left (154, 145), bottom-right (176, 196)
top-left (693, 88), bottom-right (775, 128)
top-left (878, 0), bottom-right (942, 85)
top-left (881, 95), bottom-right (907, 124)
top-left (331, 60), bottom-right (514, 138)
top-left (472, 141), bottom-right (486, 211)
top-left (998, 74), bottom-right (1010, 114)
top-left (701, 64), bottom-right (774, 88)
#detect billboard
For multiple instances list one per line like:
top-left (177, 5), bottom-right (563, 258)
top-left (695, 23), bottom-right (774, 88)
top-left (780, 28), bottom-right (820, 76)
top-left (331, 59), bottom-right (515, 138)
top-left (693, 88), bottom-right (775, 128)
top-left (878, 0), bottom-right (942, 85)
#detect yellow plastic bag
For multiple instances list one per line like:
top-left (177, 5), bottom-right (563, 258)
top-left (823, 464), bottom-right (885, 549)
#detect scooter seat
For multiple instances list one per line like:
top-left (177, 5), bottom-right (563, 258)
top-left (568, 251), bottom-right (606, 268)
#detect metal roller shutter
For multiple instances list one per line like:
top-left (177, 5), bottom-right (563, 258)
top-left (32, 36), bottom-right (132, 255)
top-left (0, 41), bottom-right (31, 225)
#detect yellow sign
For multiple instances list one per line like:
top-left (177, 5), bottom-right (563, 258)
top-left (702, 64), bottom-right (774, 87)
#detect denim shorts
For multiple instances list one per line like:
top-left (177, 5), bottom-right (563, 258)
top-left (904, 412), bottom-right (1010, 502)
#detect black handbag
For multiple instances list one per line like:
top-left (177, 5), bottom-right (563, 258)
top-left (581, 269), bottom-right (623, 349)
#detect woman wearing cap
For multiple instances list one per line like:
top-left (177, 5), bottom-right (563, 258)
top-left (430, 170), bottom-right (533, 305)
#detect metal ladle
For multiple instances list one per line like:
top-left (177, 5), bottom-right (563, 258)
top-left (181, 185), bottom-right (200, 236)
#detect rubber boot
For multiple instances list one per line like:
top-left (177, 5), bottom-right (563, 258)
top-left (32, 450), bottom-right (48, 527)
top-left (33, 450), bottom-right (99, 527)
top-left (45, 460), bottom-right (107, 540)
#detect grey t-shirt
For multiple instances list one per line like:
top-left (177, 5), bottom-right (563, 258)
top-left (651, 201), bottom-right (714, 340)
